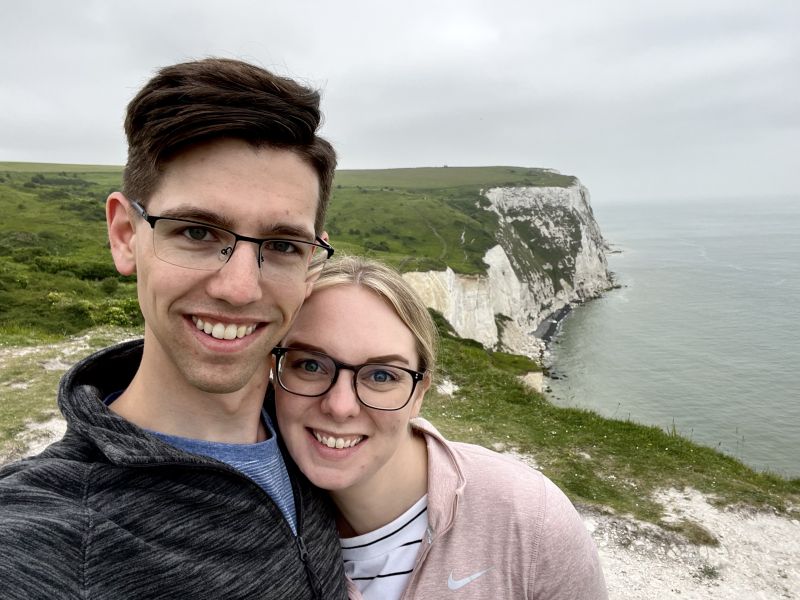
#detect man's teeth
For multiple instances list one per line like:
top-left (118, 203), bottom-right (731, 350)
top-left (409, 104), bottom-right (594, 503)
top-left (192, 317), bottom-right (256, 340)
top-left (314, 431), bottom-right (364, 449)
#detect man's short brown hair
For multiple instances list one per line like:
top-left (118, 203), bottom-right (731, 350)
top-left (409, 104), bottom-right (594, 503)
top-left (123, 58), bottom-right (336, 233)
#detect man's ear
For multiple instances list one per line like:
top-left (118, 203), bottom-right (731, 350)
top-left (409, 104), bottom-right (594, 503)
top-left (304, 230), bottom-right (329, 299)
top-left (107, 193), bottom-right (138, 276)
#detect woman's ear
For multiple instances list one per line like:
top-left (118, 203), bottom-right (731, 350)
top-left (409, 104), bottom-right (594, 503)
top-left (106, 193), bottom-right (138, 276)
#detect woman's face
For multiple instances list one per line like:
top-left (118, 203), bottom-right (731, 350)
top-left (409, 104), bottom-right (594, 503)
top-left (274, 284), bottom-right (427, 495)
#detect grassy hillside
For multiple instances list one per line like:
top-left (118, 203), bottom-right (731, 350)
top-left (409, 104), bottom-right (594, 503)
top-left (0, 162), bottom-right (575, 340)
top-left (0, 167), bottom-right (140, 343)
top-left (1, 162), bottom-right (797, 535)
top-left (328, 165), bottom-right (575, 273)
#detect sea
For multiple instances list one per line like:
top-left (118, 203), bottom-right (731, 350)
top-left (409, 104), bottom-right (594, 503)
top-left (545, 196), bottom-right (800, 478)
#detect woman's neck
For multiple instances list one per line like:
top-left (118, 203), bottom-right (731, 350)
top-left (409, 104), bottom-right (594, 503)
top-left (332, 431), bottom-right (428, 536)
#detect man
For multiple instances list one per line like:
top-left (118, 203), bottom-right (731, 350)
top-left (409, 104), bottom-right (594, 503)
top-left (0, 58), bottom-right (347, 599)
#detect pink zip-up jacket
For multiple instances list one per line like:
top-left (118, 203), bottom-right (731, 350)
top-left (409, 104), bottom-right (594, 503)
top-left (347, 418), bottom-right (607, 599)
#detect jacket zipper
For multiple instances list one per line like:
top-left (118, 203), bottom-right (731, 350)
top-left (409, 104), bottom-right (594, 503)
top-left (128, 460), bottom-right (323, 599)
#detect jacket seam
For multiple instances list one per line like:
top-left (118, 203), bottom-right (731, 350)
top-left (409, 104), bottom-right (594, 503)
top-left (527, 474), bottom-right (547, 597)
top-left (80, 463), bottom-right (95, 599)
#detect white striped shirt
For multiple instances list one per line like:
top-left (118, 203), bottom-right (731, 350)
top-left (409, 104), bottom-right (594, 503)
top-left (341, 495), bottom-right (428, 600)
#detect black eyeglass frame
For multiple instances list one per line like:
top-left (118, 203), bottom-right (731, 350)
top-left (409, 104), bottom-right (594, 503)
top-left (271, 346), bottom-right (426, 412)
top-left (129, 200), bottom-right (334, 271)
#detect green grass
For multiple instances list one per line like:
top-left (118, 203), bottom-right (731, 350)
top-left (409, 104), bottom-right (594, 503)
top-left (0, 165), bottom-right (144, 339)
top-left (0, 161), bottom-right (122, 173)
top-left (326, 166), bottom-right (577, 274)
top-left (332, 166), bottom-right (576, 189)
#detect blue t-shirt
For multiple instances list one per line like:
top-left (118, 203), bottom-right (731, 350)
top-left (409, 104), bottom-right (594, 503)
top-left (105, 392), bottom-right (297, 534)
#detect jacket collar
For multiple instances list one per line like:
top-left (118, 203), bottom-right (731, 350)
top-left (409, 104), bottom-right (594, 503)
top-left (56, 339), bottom-right (219, 467)
top-left (411, 417), bottom-right (465, 538)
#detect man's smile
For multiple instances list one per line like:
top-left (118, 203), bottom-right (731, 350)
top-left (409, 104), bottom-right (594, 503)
top-left (192, 316), bottom-right (259, 340)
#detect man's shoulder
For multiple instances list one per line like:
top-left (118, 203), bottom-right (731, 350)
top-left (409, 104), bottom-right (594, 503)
top-left (0, 453), bottom-right (90, 582)
top-left (0, 450), bottom-right (91, 511)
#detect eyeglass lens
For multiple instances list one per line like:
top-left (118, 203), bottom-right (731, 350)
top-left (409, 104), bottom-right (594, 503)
top-left (277, 349), bottom-right (416, 410)
top-left (151, 218), bottom-right (323, 280)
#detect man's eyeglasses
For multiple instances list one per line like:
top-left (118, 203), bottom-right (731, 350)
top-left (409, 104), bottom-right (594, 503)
top-left (272, 347), bottom-right (426, 411)
top-left (130, 201), bottom-right (334, 282)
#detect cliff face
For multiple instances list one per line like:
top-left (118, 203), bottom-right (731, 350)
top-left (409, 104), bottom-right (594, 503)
top-left (403, 182), bottom-right (610, 358)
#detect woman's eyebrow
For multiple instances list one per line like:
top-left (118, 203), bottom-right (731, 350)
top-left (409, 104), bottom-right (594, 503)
top-left (283, 341), bottom-right (412, 366)
top-left (283, 341), bottom-right (327, 354)
top-left (364, 354), bottom-right (411, 366)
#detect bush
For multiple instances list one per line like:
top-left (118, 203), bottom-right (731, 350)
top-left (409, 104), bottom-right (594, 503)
top-left (32, 256), bottom-right (118, 280)
top-left (90, 298), bottom-right (142, 328)
top-left (100, 277), bottom-right (119, 295)
top-left (364, 240), bottom-right (390, 252)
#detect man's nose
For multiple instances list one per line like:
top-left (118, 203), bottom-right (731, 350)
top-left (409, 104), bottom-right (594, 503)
top-left (205, 241), bottom-right (263, 306)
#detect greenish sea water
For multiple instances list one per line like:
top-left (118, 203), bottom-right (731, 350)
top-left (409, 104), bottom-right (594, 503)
top-left (546, 197), bottom-right (800, 478)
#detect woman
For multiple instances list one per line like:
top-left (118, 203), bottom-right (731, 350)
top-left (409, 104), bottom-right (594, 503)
top-left (273, 256), bottom-right (607, 599)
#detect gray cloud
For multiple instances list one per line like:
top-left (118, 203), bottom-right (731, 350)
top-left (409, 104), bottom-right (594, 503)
top-left (1, 0), bottom-right (797, 203)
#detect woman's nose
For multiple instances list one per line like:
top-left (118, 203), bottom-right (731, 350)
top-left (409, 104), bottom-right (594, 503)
top-left (320, 371), bottom-right (361, 420)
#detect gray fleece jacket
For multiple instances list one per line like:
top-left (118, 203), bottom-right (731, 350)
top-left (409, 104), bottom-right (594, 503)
top-left (0, 340), bottom-right (347, 600)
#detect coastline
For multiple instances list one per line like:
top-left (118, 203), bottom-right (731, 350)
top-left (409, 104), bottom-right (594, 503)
top-left (534, 305), bottom-right (572, 343)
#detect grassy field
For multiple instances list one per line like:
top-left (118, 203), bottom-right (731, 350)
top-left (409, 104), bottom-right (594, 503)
top-left (1, 161), bottom-right (797, 542)
top-left (0, 166), bottom-right (140, 342)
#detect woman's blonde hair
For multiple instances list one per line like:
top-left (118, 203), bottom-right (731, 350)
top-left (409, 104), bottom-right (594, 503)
top-left (313, 255), bottom-right (438, 376)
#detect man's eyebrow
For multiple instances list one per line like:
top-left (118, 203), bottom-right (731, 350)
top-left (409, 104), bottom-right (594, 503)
top-left (265, 223), bottom-right (316, 240)
top-left (284, 341), bottom-right (412, 366)
top-left (156, 205), bottom-right (314, 239)
top-left (158, 206), bottom-right (232, 228)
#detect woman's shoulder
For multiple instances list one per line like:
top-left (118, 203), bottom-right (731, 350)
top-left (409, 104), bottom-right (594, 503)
top-left (449, 439), bottom-right (547, 490)
top-left (414, 418), bottom-right (548, 495)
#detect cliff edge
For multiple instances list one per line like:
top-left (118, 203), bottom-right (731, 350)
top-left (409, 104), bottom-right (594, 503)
top-left (403, 181), bottom-right (612, 358)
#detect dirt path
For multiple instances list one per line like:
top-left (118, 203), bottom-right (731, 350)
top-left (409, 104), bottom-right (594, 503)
top-left (592, 489), bottom-right (798, 599)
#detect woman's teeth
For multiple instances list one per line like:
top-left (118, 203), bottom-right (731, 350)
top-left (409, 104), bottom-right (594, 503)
top-left (314, 431), bottom-right (364, 449)
top-left (192, 317), bottom-right (256, 340)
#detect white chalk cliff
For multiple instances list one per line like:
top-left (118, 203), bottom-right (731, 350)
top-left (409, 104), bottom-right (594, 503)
top-left (403, 182), bottom-right (611, 358)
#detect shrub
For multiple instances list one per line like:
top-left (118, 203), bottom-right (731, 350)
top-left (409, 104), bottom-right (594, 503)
top-left (90, 298), bottom-right (142, 328)
top-left (100, 277), bottom-right (119, 295)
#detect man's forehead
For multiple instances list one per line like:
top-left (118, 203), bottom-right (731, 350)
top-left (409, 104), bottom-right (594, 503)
top-left (147, 139), bottom-right (320, 232)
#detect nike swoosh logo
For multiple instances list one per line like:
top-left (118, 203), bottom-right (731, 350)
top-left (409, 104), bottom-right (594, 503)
top-left (447, 567), bottom-right (493, 590)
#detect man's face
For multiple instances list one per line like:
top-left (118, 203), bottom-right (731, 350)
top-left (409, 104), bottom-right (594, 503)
top-left (116, 138), bottom-right (321, 396)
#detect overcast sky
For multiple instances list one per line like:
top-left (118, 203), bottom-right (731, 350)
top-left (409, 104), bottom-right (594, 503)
top-left (1, 0), bottom-right (797, 203)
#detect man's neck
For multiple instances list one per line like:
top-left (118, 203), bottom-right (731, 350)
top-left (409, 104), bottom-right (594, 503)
top-left (110, 351), bottom-right (269, 444)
